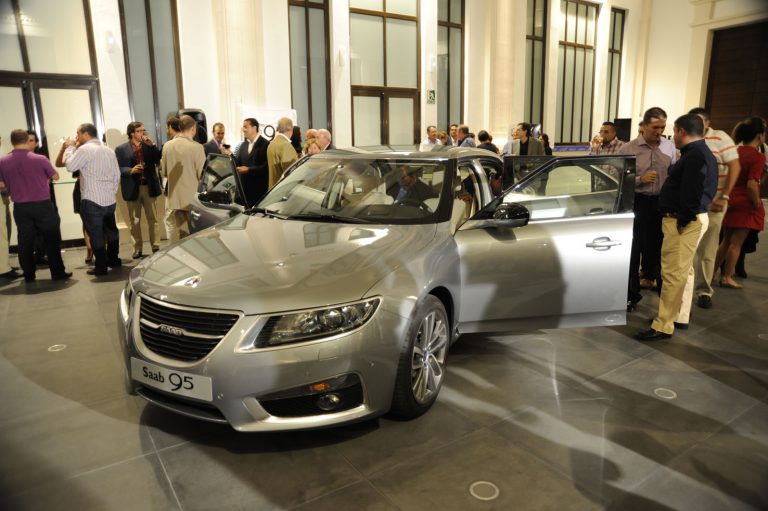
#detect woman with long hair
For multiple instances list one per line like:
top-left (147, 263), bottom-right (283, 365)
top-left (714, 116), bottom-right (766, 288)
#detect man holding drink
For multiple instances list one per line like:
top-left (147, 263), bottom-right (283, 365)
top-left (115, 121), bottom-right (162, 258)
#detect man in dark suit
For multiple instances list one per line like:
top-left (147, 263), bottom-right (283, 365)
top-left (115, 121), bottom-right (162, 258)
top-left (235, 117), bottom-right (270, 205)
top-left (203, 122), bottom-right (232, 156)
top-left (389, 165), bottom-right (438, 204)
top-left (316, 129), bottom-right (335, 151)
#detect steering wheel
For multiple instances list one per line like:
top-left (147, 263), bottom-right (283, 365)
top-left (394, 198), bottom-right (432, 212)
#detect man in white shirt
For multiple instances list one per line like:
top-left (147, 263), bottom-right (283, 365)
top-left (419, 125), bottom-right (441, 152)
top-left (688, 107), bottom-right (741, 311)
top-left (62, 123), bottom-right (121, 276)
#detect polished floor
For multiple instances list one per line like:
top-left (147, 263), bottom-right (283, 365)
top-left (1, 239), bottom-right (767, 511)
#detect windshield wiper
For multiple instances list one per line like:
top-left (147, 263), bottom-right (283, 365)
top-left (285, 213), bottom-right (373, 224)
top-left (244, 206), bottom-right (285, 219)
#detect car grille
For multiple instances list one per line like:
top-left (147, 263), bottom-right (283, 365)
top-left (138, 295), bottom-right (240, 361)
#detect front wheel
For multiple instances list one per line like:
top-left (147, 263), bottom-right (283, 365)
top-left (390, 295), bottom-right (450, 418)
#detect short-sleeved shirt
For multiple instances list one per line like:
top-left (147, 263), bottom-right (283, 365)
top-left (618, 135), bottom-right (677, 196)
top-left (703, 127), bottom-right (739, 192)
top-left (0, 149), bottom-right (56, 203)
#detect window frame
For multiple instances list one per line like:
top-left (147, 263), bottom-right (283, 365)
top-left (349, 1), bottom-right (421, 145)
top-left (605, 7), bottom-right (625, 122)
top-left (288, 0), bottom-right (332, 132)
top-left (437, 0), bottom-right (464, 128)
top-left (524, 0), bottom-right (547, 126)
top-left (556, 0), bottom-right (599, 145)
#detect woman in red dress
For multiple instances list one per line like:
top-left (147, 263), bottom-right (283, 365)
top-left (715, 117), bottom-right (766, 288)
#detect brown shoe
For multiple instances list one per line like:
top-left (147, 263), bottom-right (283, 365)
top-left (639, 278), bottom-right (656, 289)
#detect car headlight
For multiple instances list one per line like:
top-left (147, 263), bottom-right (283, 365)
top-left (256, 298), bottom-right (380, 347)
top-left (120, 282), bottom-right (133, 322)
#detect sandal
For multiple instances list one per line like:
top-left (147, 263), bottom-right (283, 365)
top-left (85, 248), bottom-right (94, 265)
top-left (720, 280), bottom-right (743, 289)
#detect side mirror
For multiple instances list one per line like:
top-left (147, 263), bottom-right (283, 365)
top-left (200, 190), bottom-right (232, 205)
top-left (493, 202), bottom-right (530, 227)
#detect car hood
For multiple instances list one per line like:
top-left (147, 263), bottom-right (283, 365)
top-left (131, 214), bottom-right (437, 314)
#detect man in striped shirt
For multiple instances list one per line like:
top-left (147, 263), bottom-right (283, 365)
top-left (62, 123), bottom-right (121, 276)
top-left (688, 108), bottom-right (741, 311)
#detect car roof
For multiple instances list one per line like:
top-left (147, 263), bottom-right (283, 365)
top-left (314, 146), bottom-right (501, 161)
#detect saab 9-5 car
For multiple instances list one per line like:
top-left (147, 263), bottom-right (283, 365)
top-left (117, 148), bottom-right (635, 431)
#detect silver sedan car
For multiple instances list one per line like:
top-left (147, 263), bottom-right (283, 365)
top-left (117, 148), bottom-right (635, 431)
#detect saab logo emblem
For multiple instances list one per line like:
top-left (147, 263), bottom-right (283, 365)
top-left (159, 324), bottom-right (184, 336)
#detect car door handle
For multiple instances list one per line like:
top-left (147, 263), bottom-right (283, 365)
top-left (586, 237), bottom-right (621, 250)
top-left (190, 211), bottom-right (201, 220)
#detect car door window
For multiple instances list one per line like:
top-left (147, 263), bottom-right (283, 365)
top-left (200, 155), bottom-right (245, 206)
top-left (505, 161), bottom-right (621, 220)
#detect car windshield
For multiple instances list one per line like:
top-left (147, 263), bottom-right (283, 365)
top-left (256, 156), bottom-right (449, 224)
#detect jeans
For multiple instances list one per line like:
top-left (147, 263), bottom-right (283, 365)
top-left (80, 200), bottom-right (120, 271)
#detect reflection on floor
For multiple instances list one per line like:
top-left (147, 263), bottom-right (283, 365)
top-left (1, 242), bottom-right (767, 511)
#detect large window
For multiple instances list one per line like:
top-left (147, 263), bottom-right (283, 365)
top-left (524, 0), bottom-right (547, 126)
top-left (555, 0), bottom-right (598, 144)
top-left (350, 1), bottom-right (420, 146)
top-left (437, 0), bottom-right (463, 132)
top-left (118, 0), bottom-right (183, 145)
top-left (0, 0), bottom-right (102, 242)
top-left (289, 0), bottom-right (331, 132)
top-left (605, 8), bottom-right (625, 122)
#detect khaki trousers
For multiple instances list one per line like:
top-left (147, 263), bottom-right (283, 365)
top-left (652, 216), bottom-right (704, 334)
top-left (164, 208), bottom-right (189, 243)
top-left (0, 194), bottom-right (11, 274)
top-left (676, 213), bottom-right (709, 324)
top-left (693, 206), bottom-right (726, 298)
top-left (127, 185), bottom-right (160, 252)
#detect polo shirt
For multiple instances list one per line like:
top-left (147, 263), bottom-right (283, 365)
top-left (0, 149), bottom-right (56, 203)
top-left (703, 127), bottom-right (739, 193)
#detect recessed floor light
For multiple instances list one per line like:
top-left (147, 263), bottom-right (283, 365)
top-left (653, 387), bottom-right (677, 400)
top-left (469, 481), bottom-right (500, 501)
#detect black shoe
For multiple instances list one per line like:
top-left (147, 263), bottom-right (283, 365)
top-left (1, 269), bottom-right (21, 280)
top-left (51, 271), bottom-right (73, 281)
top-left (627, 300), bottom-right (637, 313)
top-left (673, 322), bottom-right (688, 330)
top-left (635, 328), bottom-right (672, 341)
top-left (735, 269), bottom-right (747, 279)
top-left (87, 268), bottom-right (108, 276)
top-left (132, 251), bottom-right (143, 259)
top-left (697, 295), bottom-right (712, 309)
top-left (24, 274), bottom-right (36, 282)
top-left (108, 260), bottom-right (122, 269)
top-left (152, 247), bottom-right (160, 253)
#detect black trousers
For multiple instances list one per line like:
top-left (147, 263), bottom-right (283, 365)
top-left (628, 194), bottom-right (663, 303)
top-left (13, 200), bottom-right (66, 279)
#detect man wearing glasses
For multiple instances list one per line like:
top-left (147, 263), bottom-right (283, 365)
top-left (115, 121), bottom-right (162, 259)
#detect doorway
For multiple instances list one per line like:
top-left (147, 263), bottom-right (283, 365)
top-left (705, 21), bottom-right (768, 134)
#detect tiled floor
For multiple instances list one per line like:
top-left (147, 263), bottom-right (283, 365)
top-left (1, 242), bottom-right (767, 510)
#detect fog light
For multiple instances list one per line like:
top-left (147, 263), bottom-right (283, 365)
top-left (317, 393), bottom-right (342, 411)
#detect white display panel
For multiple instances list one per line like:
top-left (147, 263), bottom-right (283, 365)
top-left (388, 97), bottom-right (414, 145)
top-left (350, 14), bottom-right (384, 86)
top-left (19, 0), bottom-right (91, 75)
top-left (353, 96), bottom-right (381, 146)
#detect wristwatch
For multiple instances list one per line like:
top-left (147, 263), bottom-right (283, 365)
top-left (719, 193), bottom-right (730, 201)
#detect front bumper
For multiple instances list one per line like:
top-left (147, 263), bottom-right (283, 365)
top-left (117, 289), bottom-right (406, 432)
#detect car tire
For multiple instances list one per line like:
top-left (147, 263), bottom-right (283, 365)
top-left (390, 295), bottom-right (450, 418)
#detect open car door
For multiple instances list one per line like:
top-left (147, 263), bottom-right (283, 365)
top-left (454, 155), bottom-right (635, 333)
top-left (188, 153), bottom-right (247, 233)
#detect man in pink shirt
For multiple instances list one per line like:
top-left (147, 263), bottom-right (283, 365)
top-left (0, 129), bottom-right (71, 282)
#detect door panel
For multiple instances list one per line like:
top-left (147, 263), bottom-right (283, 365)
top-left (455, 155), bottom-right (634, 333)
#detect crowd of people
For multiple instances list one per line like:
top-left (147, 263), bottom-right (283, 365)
top-left (0, 109), bottom-right (765, 345)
